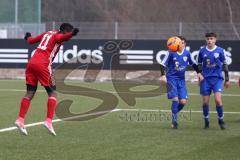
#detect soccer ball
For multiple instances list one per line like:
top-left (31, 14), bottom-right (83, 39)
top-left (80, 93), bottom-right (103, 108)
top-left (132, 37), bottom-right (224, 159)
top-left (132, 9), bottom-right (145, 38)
top-left (167, 36), bottom-right (182, 52)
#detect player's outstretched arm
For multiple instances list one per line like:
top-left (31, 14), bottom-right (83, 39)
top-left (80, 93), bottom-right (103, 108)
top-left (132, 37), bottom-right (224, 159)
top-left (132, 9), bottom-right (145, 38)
top-left (72, 28), bottom-right (79, 36)
top-left (55, 28), bottom-right (79, 43)
top-left (24, 32), bottom-right (31, 40)
top-left (25, 32), bottom-right (45, 44)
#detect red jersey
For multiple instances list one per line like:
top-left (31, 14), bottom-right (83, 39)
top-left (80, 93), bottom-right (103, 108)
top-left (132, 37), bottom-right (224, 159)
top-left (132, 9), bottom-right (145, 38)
top-left (27, 30), bottom-right (73, 65)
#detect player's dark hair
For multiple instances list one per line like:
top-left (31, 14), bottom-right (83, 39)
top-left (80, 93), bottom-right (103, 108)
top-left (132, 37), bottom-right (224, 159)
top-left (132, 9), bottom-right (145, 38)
top-left (177, 36), bottom-right (186, 42)
top-left (59, 23), bottom-right (74, 32)
top-left (205, 32), bottom-right (217, 38)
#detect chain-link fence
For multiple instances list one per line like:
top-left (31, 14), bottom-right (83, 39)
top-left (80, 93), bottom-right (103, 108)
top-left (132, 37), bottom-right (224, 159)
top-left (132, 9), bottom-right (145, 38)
top-left (0, 23), bottom-right (45, 38)
top-left (0, 22), bottom-right (240, 40)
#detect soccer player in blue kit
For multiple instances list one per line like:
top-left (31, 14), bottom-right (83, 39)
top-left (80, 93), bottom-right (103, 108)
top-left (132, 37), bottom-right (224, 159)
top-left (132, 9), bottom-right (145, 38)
top-left (197, 32), bottom-right (230, 130)
top-left (160, 36), bottom-right (203, 129)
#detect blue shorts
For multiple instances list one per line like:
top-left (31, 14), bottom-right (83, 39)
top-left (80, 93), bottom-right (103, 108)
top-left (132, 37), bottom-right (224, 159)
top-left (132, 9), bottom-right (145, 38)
top-left (167, 78), bottom-right (188, 99)
top-left (200, 77), bottom-right (223, 96)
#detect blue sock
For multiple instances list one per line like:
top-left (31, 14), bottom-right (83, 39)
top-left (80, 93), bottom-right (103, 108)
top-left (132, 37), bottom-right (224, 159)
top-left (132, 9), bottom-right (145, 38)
top-left (178, 103), bottom-right (185, 112)
top-left (216, 105), bottom-right (224, 120)
top-left (171, 101), bottom-right (179, 123)
top-left (202, 104), bottom-right (209, 120)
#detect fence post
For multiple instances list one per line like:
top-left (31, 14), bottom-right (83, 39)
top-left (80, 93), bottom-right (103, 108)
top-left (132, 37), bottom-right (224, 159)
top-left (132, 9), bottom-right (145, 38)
top-left (15, 0), bottom-right (18, 25)
top-left (115, 21), bottom-right (118, 40)
top-left (15, 0), bottom-right (18, 37)
top-left (52, 21), bottom-right (56, 30)
top-left (179, 22), bottom-right (182, 36)
top-left (38, 0), bottom-right (41, 34)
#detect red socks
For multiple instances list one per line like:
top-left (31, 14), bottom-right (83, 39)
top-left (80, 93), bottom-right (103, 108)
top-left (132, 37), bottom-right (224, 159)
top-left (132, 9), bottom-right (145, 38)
top-left (18, 97), bottom-right (31, 118)
top-left (18, 96), bottom-right (57, 121)
top-left (47, 97), bottom-right (57, 120)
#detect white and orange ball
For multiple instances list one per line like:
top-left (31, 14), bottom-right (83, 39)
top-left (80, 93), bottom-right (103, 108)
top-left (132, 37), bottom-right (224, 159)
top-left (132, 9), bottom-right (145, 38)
top-left (167, 36), bottom-right (183, 52)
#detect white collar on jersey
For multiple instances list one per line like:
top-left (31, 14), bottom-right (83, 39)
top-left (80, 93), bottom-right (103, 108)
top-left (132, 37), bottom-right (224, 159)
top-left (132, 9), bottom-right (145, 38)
top-left (206, 45), bottom-right (217, 52)
top-left (177, 48), bottom-right (185, 55)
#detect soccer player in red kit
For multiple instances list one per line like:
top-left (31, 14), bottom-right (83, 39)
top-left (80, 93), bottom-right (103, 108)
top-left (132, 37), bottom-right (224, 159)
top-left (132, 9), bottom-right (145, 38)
top-left (15, 23), bottom-right (79, 136)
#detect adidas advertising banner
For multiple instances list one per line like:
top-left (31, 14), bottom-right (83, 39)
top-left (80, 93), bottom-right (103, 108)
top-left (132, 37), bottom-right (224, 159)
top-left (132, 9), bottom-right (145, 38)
top-left (0, 39), bottom-right (238, 71)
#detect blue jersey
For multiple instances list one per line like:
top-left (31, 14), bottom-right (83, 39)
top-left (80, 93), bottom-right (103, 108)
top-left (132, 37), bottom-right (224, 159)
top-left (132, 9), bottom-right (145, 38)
top-left (161, 49), bottom-right (194, 79)
top-left (197, 46), bottom-right (225, 79)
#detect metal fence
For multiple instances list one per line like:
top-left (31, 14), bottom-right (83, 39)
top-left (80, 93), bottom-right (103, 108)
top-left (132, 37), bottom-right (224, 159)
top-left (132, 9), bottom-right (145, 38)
top-left (0, 22), bottom-right (240, 40)
top-left (0, 23), bottom-right (45, 39)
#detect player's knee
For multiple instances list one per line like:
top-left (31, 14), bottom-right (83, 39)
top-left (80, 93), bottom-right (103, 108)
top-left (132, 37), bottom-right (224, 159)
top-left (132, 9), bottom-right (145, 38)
top-left (26, 84), bottom-right (37, 100)
top-left (25, 91), bottom-right (36, 100)
top-left (44, 86), bottom-right (56, 97)
top-left (179, 99), bottom-right (187, 105)
top-left (172, 97), bottom-right (178, 101)
top-left (214, 93), bottom-right (222, 106)
top-left (48, 91), bottom-right (57, 98)
top-left (215, 99), bottom-right (222, 106)
top-left (202, 98), bottom-right (209, 105)
top-left (202, 102), bottom-right (209, 107)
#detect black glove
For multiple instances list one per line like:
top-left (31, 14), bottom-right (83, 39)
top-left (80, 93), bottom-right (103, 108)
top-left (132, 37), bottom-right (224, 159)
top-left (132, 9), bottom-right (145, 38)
top-left (24, 32), bottom-right (31, 40)
top-left (72, 28), bottom-right (79, 36)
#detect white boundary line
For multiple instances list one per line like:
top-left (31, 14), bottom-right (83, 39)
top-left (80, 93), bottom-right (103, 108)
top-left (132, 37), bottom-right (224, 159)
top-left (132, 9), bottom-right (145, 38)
top-left (0, 109), bottom-right (119, 133)
top-left (0, 88), bottom-right (240, 97)
top-left (118, 108), bottom-right (240, 114)
top-left (1, 108), bottom-right (240, 133)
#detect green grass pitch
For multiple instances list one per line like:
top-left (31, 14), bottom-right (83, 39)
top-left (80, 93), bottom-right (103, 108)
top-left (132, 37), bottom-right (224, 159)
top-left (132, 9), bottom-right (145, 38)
top-left (0, 80), bottom-right (240, 160)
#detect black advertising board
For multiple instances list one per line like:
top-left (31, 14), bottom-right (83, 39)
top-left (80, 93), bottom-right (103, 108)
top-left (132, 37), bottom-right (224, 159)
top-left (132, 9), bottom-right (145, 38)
top-left (0, 39), bottom-right (238, 71)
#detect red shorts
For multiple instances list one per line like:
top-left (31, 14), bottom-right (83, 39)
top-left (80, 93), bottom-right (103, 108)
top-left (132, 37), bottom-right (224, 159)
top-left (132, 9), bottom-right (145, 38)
top-left (25, 63), bottom-right (55, 87)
